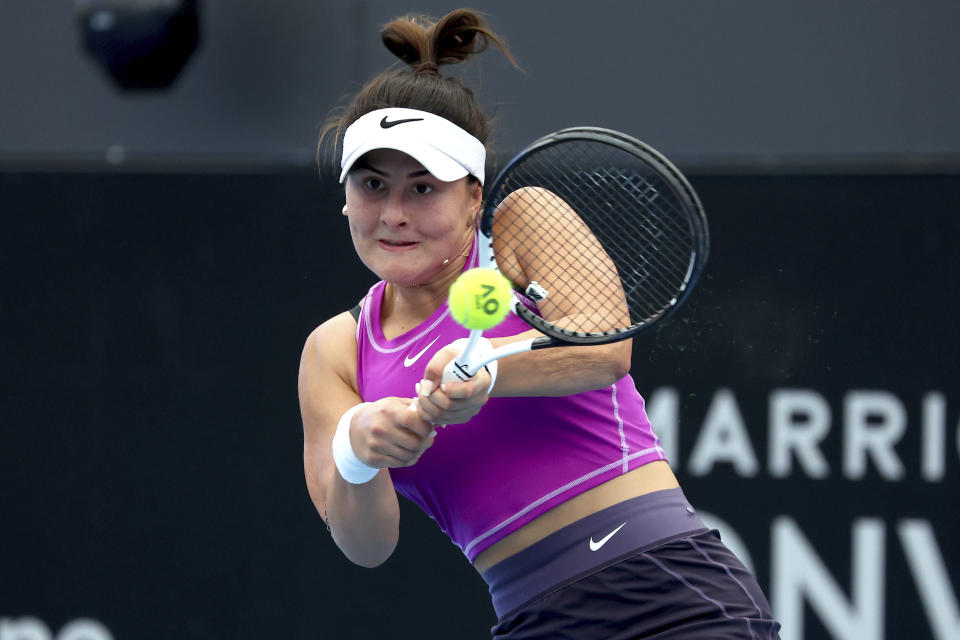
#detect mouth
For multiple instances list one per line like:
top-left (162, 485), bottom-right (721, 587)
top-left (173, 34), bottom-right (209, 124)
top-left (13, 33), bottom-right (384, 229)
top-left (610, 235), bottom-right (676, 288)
top-left (378, 239), bottom-right (420, 252)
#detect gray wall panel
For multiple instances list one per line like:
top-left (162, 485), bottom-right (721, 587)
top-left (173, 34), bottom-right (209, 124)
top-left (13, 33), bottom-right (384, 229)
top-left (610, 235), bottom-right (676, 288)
top-left (1, 0), bottom-right (957, 168)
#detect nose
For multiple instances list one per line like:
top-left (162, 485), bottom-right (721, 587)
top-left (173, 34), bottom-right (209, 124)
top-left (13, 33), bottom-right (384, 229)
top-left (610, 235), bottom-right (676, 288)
top-left (380, 191), bottom-right (408, 229)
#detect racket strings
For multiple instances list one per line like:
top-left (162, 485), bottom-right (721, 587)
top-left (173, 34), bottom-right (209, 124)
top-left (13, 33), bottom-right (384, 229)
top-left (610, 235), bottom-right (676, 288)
top-left (583, 168), bottom-right (695, 283)
top-left (489, 139), bottom-right (700, 335)
top-left (579, 182), bottom-right (692, 297)
top-left (542, 152), bottom-right (696, 293)
top-left (583, 212), bottom-right (681, 309)
top-left (493, 182), bottom-right (627, 334)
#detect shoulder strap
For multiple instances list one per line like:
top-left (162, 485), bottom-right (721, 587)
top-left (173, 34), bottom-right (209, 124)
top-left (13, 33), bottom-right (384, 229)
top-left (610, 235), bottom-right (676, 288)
top-left (348, 300), bottom-right (362, 323)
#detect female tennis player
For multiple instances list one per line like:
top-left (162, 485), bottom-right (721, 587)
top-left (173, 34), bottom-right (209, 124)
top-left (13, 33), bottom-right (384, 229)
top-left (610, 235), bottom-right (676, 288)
top-left (299, 9), bottom-right (780, 638)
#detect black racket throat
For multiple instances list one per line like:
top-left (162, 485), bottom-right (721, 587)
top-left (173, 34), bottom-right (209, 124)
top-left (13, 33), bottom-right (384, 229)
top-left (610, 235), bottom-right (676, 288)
top-left (517, 304), bottom-right (641, 347)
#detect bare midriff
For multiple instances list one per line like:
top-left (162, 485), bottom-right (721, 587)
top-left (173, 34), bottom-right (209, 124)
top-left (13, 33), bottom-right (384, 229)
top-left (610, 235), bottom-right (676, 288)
top-left (472, 460), bottom-right (680, 573)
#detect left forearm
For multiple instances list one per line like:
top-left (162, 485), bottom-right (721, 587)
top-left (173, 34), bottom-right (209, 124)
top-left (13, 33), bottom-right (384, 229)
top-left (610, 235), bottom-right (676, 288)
top-left (488, 330), bottom-right (631, 397)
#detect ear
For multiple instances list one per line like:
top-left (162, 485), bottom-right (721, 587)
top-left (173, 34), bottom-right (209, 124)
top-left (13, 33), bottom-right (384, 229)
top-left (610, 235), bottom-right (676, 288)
top-left (342, 204), bottom-right (348, 216)
top-left (468, 180), bottom-right (483, 218)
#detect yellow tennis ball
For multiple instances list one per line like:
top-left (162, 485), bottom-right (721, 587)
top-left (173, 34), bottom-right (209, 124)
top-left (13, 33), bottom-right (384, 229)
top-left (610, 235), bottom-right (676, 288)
top-left (448, 268), bottom-right (513, 330)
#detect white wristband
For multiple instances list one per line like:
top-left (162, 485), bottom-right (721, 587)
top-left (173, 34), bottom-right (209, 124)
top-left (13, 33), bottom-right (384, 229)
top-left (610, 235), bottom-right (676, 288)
top-left (332, 403), bottom-right (379, 484)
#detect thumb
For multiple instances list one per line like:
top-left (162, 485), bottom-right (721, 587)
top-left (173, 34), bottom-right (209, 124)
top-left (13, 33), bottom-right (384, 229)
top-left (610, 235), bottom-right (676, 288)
top-left (421, 338), bottom-right (472, 390)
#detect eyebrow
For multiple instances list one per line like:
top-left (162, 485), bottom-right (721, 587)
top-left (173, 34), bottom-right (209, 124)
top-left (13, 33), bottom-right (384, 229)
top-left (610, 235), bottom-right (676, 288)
top-left (353, 158), bottom-right (431, 179)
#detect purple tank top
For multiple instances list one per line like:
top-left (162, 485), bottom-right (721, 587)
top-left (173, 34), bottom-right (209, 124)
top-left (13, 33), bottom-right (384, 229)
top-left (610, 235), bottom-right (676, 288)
top-left (355, 238), bottom-right (665, 562)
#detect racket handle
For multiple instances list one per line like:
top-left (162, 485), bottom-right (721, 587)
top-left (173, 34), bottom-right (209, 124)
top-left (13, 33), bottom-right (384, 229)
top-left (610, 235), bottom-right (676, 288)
top-left (442, 358), bottom-right (474, 383)
top-left (441, 330), bottom-right (488, 383)
top-left (443, 336), bottom-right (543, 382)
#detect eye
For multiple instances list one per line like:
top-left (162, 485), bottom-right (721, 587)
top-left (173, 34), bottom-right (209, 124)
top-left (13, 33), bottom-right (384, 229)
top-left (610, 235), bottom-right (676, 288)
top-left (413, 183), bottom-right (433, 195)
top-left (363, 176), bottom-right (384, 191)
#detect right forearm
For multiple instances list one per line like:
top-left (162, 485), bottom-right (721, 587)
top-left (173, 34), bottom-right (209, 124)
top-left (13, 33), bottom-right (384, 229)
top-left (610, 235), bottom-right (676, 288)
top-left (299, 318), bottom-right (407, 568)
top-left (325, 469), bottom-right (400, 568)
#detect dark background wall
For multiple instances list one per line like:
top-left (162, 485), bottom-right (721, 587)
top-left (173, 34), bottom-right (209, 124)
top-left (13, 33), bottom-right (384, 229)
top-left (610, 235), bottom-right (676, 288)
top-left (1, 2), bottom-right (958, 640)
top-left (1, 0), bottom-right (959, 168)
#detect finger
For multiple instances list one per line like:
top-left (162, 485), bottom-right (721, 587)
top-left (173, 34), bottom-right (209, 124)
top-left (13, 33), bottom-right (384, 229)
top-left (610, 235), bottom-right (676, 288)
top-left (421, 394), bottom-right (485, 424)
top-left (366, 417), bottom-right (428, 454)
top-left (439, 371), bottom-right (490, 400)
top-left (358, 444), bottom-right (415, 468)
top-left (432, 409), bottom-right (480, 425)
top-left (388, 433), bottom-right (435, 467)
top-left (415, 431), bottom-right (436, 455)
top-left (409, 398), bottom-right (434, 427)
top-left (422, 349), bottom-right (456, 386)
top-left (417, 389), bottom-right (454, 416)
top-left (404, 399), bottom-right (440, 435)
top-left (426, 374), bottom-right (488, 406)
top-left (415, 399), bottom-right (442, 426)
top-left (369, 438), bottom-right (429, 465)
top-left (368, 434), bottom-right (421, 457)
top-left (411, 397), bottom-right (439, 424)
top-left (439, 381), bottom-right (481, 400)
top-left (418, 379), bottom-right (436, 398)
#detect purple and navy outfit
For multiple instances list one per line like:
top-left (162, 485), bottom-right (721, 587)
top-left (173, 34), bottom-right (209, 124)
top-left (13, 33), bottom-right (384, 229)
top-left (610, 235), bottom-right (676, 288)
top-left (353, 236), bottom-right (780, 638)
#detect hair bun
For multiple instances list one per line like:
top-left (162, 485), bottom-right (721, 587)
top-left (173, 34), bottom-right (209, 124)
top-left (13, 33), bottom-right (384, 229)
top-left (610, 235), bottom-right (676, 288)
top-left (318, 7), bottom-right (518, 164)
top-left (433, 9), bottom-right (485, 64)
top-left (381, 21), bottom-right (423, 66)
top-left (381, 9), bottom-right (512, 73)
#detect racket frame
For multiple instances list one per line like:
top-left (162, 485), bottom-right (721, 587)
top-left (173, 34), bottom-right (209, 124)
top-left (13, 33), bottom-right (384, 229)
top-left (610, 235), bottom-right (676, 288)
top-left (446, 127), bottom-right (709, 379)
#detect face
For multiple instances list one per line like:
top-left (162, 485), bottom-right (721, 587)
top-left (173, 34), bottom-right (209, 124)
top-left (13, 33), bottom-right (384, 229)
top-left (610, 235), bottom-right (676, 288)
top-left (343, 149), bottom-right (482, 287)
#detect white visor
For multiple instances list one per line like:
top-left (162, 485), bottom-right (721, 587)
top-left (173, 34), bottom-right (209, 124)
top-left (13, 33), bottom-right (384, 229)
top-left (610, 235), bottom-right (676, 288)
top-left (339, 108), bottom-right (486, 185)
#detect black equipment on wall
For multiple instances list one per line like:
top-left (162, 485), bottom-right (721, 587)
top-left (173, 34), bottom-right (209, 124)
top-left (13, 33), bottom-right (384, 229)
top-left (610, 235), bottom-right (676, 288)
top-left (76, 0), bottom-right (200, 90)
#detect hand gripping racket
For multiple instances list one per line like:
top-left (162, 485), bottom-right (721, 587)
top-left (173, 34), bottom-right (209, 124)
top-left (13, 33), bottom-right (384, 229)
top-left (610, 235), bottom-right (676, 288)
top-left (442, 127), bottom-right (710, 383)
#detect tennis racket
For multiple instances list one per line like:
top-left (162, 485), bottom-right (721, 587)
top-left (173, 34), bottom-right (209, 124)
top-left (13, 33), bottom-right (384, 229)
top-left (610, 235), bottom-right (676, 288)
top-left (442, 126), bottom-right (709, 383)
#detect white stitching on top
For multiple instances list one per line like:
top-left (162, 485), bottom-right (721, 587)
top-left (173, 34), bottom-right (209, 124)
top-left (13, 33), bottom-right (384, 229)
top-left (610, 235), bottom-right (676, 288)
top-left (611, 383), bottom-right (629, 473)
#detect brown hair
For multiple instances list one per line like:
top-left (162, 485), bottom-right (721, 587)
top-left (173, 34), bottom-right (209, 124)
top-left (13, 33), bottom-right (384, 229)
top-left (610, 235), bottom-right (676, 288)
top-left (319, 8), bottom-right (518, 170)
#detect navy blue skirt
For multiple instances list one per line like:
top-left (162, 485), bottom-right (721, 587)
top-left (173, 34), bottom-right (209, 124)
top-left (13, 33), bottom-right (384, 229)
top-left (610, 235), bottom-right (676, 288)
top-left (483, 489), bottom-right (781, 639)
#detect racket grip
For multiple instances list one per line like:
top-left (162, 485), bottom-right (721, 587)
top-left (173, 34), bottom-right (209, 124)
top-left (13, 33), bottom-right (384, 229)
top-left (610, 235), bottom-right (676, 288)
top-left (441, 332), bottom-right (494, 383)
top-left (442, 358), bottom-right (474, 383)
